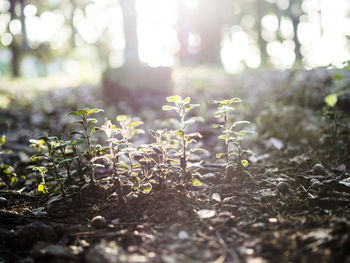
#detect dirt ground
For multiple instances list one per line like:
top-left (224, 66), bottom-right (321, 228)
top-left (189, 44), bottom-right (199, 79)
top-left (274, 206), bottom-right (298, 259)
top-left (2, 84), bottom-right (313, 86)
top-left (0, 69), bottom-right (349, 263)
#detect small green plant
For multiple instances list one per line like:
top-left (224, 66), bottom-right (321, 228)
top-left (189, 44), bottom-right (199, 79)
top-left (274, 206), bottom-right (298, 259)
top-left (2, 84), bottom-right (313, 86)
top-left (92, 115), bottom-right (145, 200)
top-left (320, 68), bottom-right (350, 154)
top-left (146, 129), bottom-right (176, 188)
top-left (68, 108), bottom-right (104, 182)
top-left (30, 136), bottom-right (69, 196)
top-left (0, 135), bottom-right (17, 188)
top-left (320, 106), bottom-right (350, 153)
top-left (33, 166), bottom-right (48, 194)
top-left (162, 95), bottom-right (206, 185)
top-left (211, 98), bottom-right (254, 181)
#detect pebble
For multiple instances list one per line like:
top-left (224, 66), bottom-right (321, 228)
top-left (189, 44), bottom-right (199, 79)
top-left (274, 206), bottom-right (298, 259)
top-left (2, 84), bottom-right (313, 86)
top-left (276, 182), bottom-right (289, 194)
top-left (91, 216), bottom-right (107, 229)
top-left (310, 178), bottom-right (321, 184)
top-left (178, 231), bottom-right (189, 240)
top-left (32, 211), bottom-right (48, 217)
top-left (313, 163), bottom-right (325, 175)
top-left (0, 197), bottom-right (8, 205)
top-left (264, 169), bottom-right (274, 177)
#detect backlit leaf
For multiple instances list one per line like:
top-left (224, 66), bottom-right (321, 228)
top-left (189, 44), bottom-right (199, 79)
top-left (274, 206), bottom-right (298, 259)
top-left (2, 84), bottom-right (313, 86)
top-left (241, 159), bottom-right (249, 167)
top-left (166, 95), bottom-right (182, 104)
top-left (162, 105), bottom-right (178, 111)
top-left (324, 94), bottom-right (338, 107)
top-left (117, 115), bottom-right (128, 122)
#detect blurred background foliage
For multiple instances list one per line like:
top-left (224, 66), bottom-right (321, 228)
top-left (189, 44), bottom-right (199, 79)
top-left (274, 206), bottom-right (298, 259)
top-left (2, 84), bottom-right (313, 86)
top-left (0, 0), bottom-right (349, 81)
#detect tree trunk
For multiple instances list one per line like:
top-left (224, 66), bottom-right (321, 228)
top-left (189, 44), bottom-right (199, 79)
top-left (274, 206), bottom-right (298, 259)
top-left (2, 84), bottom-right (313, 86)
top-left (9, 0), bottom-right (20, 77)
top-left (257, 0), bottom-right (268, 65)
top-left (288, 0), bottom-right (302, 63)
top-left (120, 0), bottom-right (139, 65)
top-left (19, 0), bottom-right (28, 52)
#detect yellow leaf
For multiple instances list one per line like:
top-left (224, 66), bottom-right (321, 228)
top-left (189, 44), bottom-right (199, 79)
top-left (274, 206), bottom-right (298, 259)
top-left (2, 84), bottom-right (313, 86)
top-left (324, 94), bottom-right (338, 107)
top-left (241, 159), bottom-right (249, 167)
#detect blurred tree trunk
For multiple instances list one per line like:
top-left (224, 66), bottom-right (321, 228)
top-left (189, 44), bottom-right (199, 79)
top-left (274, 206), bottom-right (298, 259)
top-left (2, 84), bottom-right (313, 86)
top-left (256, 0), bottom-right (268, 65)
top-left (288, 0), bottom-right (302, 64)
top-left (120, 0), bottom-right (139, 65)
top-left (9, 0), bottom-right (20, 77)
top-left (19, 0), bottom-right (28, 52)
top-left (176, 0), bottom-right (191, 65)
top-left (70, 0), bottom-right (76, 47)
top-left (195, 0), bottom-right (224, 65)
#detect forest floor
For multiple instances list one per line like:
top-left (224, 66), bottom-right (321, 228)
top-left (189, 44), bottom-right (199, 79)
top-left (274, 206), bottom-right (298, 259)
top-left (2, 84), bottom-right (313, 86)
top-left (0, 68), bottom-right (350, 263)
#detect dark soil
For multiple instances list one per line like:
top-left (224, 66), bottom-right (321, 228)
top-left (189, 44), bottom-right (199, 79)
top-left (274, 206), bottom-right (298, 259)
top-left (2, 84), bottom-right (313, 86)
top-left (1, 70), bottom-right (350, 263)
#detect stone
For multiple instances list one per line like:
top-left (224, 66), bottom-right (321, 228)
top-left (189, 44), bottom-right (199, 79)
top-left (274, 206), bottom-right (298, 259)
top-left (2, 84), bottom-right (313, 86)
top-left (313, 163), bottom-right (325, 175)
top-left (276, 182), bottom-right (289, 194)
top-left (0, 197), bottom-right (8, 206)
top-left (91, 216), bottom-right (107, 229)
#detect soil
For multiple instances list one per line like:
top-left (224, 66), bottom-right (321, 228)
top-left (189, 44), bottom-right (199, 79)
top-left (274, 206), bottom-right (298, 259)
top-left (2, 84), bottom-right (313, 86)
top-left (0, 70), bottom-right (350, 263)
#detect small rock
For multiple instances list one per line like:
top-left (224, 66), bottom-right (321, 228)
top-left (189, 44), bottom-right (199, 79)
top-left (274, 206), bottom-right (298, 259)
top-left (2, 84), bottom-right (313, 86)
top-left (310, 178), bottom-right (321, 184)
top-left (335, 164), bottom-right (346, 172)
top-left (197, 209), bottom-right (216, 219)
top-left (178, 231), bottom-right (189, 240)
top-left (111, 218), bottom-right (120, 226)
top-left (276, 182), bottom-right (289, 194)
top-left (32, 211), bottom-right (48, 217)
top-left (264, 169), bottom-right (274, 176)
top-left (212, 193), bottom-right (221, 202)
top-left (313, 163), bottom-right (325, 175)
top-left (91, 216), bottom-right (107, 229)
top-left (0, 197), bottom-right (8, 205)
top-left (202, 173), bottom-right (216, 179)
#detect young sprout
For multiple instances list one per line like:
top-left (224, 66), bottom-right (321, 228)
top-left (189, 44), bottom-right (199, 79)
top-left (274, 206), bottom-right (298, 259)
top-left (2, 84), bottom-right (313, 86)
top-left (162, 95), bottom-right (206, 184)
top-left (211, 98), bottom-right (254, 181)
top-left (147, 129), bottom-right (177, 189)
top-left (68, 108), bottom-right (104, 182)
top-left (92, 116), bottom-right (144, 200)
top-left (0, 135), bottom-right (17, 188)
top-left (30, 136), bottom-right (67, 197)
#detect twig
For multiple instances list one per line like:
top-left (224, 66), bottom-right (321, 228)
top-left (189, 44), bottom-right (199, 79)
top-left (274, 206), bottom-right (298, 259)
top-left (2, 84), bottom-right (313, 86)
top-left (300, 184), bottom-right (315, 199)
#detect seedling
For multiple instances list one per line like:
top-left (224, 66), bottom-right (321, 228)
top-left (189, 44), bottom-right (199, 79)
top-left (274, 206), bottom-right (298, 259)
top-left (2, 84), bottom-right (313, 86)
top-left (211, 98), bottom-right (254, 181)
top-left (0, 135), bottom-right (17, 188)
top-left (92, 116), bottom-right (144, 199)
top-left (68, 108), bottom-right (104, 182)
top-left (146, 129), bottom-right (177, 188)
top-left (30, 136), bottom-right (68, 196)
top-left (162, 95), bottom-right (206, 184)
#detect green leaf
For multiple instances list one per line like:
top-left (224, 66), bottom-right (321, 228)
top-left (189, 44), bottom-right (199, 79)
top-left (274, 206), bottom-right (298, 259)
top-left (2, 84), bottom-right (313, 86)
top-left (231, 120), bottom-right (250, 129)
top-left (117, 115), bottom-right (128, 122)
top-left (37, 184), bottom-right (48, 194)
top-left (68, 111), bottom-right (83, 118)
top-left (191, 148), bottom-right (208, 154)
top-left (241, 159), bottom-right (249, 167)
top-left (0, 135), bottom-right (5, 145)
top-left (162, 105), bottom-right (178, 111)
top-left (166, 95), bottom-right (182, 104)
top-left (129, 121), bottom-right (144, 130)
top-left (68, 131), bottom-right (84, 137)
top-left (140, 183), bottom-right (152, 194)
top-left (230, 98), bottom-right (241, 103)
top-left (218, 135), bottom-right (228, 140)
top-left (87, 118), bottom-right (98, 124)
top-left (216, 153), bottom-right (225, 158)
top-left (211, 124), bottom-right (223, 128)
top-left (175, 130), bottom-right (184, 138)
top-left (78, 108), bottom-right (88, 115)
top-left (87, 109), bottom-right (104, 115)
top-left (183, 97), bottom-right (191, 104)
top-left (324, 94), bottom-right (338, 107)
top-left (185, 103), bottom-right (199, 112)
top-left (189, 178), bottom-right (202, 186)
